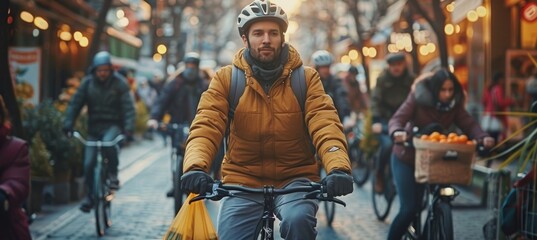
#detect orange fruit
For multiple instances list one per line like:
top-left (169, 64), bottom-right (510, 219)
top-left (458, 135), bottom-right (468, 142)
top-left (439, 139), bottom-right (447, 143)
top-left (448, 133), bottom-right (457, 138)
top-left (420, 135), bottom-right (429, 140)
top-left (466, 140), bottom-right (474, 145)
top-left (431, 132), bottom-right (440, 137)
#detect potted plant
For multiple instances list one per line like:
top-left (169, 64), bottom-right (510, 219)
top-left (23, 100), bottom-right (76, 204)
top-left (28, 132), bottom-right (52, 213)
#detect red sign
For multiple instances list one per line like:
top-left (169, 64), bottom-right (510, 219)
top-left (522, 2), bottom-right (537, 22)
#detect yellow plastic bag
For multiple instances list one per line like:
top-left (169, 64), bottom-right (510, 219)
top-left (163, 193), bottom-right (218, 240)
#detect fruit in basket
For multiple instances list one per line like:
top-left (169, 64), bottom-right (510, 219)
top-left (419, 132), bottom-right (474, 145)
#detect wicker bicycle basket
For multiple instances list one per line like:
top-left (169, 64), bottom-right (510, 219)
top-left (413, 137), bottom-right (476, 185)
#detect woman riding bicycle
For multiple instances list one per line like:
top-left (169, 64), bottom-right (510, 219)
top-left (387, 68), bottom-right (495, 239)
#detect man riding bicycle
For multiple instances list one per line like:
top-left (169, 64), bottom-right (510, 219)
top-left (180, 1), bottom-right (354, 239)
top-left (63, 51), bottom-right (135, 212)
top-left (311, 50), bottom-right (353, 128)
top-left (146, 52), bottom-right (209, 197)
top-left (370, 52), bottom-right (414, 193)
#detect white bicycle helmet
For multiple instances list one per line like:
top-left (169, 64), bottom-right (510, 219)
top-left (312, 50), bottom-right (333, 67)
top-left (237, 0), bottom-right (288, 36)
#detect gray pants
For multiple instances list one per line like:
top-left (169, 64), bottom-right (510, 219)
top-left (217, 179), bottom-right (319, 240)
top-left (83, 125), bottom-right (122, 195)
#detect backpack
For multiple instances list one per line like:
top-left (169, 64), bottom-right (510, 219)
top-left (223, 65), bottom-right (306, 150)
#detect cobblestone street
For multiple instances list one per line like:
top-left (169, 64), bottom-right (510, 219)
top-left (30, 139), bottom-right (495, 239)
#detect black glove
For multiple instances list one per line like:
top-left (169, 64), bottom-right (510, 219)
top-left (322, 170), bottom-right (354, 197)
top-left (0, 190), bottom-right (8, 214)
top-left (180, 170), bottom-right (214, 194)
top-left (62, 127), bottom-right (73, 137)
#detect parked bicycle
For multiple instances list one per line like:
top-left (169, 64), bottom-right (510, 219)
top-left (191, 181), bottom-right (346, 240)
top-left (72, 131), bottom-right (124, 236)
top-left (158, 123), bottom-right (190, 214)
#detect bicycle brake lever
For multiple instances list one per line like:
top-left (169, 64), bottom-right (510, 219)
top-left (303, 191), bottom-right (347, 207)
top-left (319, 196), bottom-right (346, 207)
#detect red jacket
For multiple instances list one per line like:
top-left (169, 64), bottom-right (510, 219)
top-left (482, 85), bottom-right (513, 126)
top-left (0, 136), bottom-right (31, 240)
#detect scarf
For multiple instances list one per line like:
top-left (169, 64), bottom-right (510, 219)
top-left (243, 44), bottom-right (289, 91)
top-left (436, 99), bottom-right (456, 112)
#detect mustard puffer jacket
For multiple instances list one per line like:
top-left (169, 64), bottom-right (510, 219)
top-left (183, 45), bottom-right (351, 188)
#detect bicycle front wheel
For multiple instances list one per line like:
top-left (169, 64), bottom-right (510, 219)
top-left (349, 144), bottom-right (369, 187)
top-left (94, 167), bottom-right (108, 236)
top-left (430, 201), bottom-right (453, 240)
top-left (371, 164), bottom-right (395, 221)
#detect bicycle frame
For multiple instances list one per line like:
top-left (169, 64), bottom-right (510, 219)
top-left (159, 123), bottom-right (189, 214)
top-left (192, 181), bottom-right (346, 240)
top-left (407, 184), bottom-right (458, 240)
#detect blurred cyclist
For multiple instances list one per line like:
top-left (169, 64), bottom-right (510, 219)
top-left (63, 51), bottom-right (136, 212)
top-left (370, 52), bottom-right (414, 193)
top-left (311, 50), bottom-right (352, 128)
top-left (146, 52), bottom-right (209, 197)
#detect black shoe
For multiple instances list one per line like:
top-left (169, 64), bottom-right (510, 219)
top-left (109, 173), bottom-right (120, 190)
top-left (166, 188), bottom-right (174, 198)
top-left (79, 196), bottom-right (93, 213)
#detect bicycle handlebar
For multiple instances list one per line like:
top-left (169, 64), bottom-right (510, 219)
top-left (72, 131), bottom-right (125, 147)
top-left (190, 181), bottom-right (346, 207)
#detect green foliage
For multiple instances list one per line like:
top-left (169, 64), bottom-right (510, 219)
top-left (135, 100), bottom-right (149, 135)
top-left (22, 99), bottom-right (78, 173)
top-left (29, 132), bottom-right (53, 178)
top-left (485, 112), bottom-right (537, 173)
top-left (359, 110), bottom-right (379, 154)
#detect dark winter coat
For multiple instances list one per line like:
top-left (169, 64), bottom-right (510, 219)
top-left (150, 73), bottom-right (208, 125)
top-left (388, 80), bottom-right (488, 166)
top-left (322, 75), bottom-right (351, 121)
top-left (0, 137), bottom-right (31, 240)
top-left (371, 69), bottom-right (414, 122)
top-left (64, 72), bottom-right (136, 135)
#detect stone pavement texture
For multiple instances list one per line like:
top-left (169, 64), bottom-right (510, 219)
top-left (30, 138), bottom-right (497, 239)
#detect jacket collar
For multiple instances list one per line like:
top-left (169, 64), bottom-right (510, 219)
top-left (233, 43), bottom-right (304, 80)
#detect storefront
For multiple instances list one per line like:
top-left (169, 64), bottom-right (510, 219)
top-left (8, 0), bottom-right (142, 102)
top-left (501, 0), bottom-right (537, 112)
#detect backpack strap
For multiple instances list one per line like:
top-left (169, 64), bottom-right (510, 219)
top-left (224, 65), bottom-right (247, 151)
top-left (290, 65), bottom-right (315, 154)
top-left (290, 65), bottom-right (306, 112)
top-left (228, 65), bottom-right (246, 123)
